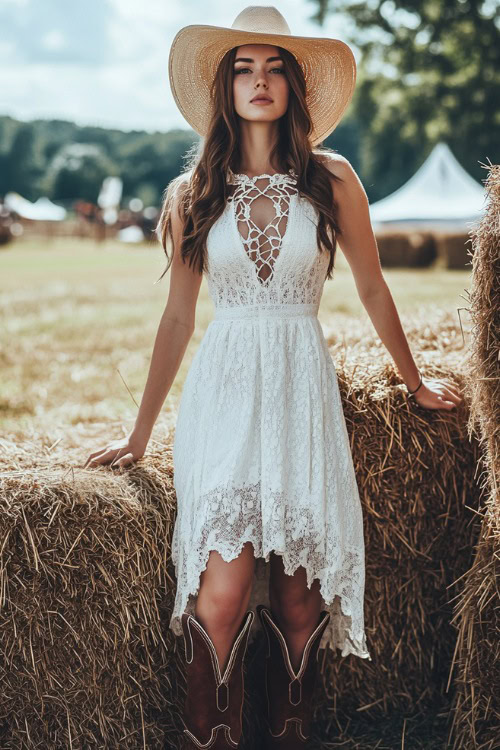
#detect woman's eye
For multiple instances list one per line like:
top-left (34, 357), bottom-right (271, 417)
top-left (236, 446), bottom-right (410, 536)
top-left (234, 67), bottom-right (284, 74)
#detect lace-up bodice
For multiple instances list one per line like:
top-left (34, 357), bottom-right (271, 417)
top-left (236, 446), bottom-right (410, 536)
top-left (202, 170), bottom-right (329, 311)
top-left (228, 171), bottom-right (299, 286)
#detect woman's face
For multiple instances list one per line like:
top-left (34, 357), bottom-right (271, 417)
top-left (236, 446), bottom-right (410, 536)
top-left (232, 44), bottom-right (289, 124)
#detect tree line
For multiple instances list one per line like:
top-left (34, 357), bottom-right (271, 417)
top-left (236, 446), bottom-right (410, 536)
top-left (0, 0), bottom-right (497, 209)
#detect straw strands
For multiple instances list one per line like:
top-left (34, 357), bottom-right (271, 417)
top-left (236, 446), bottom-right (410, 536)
top-left (0, 449), bottom-right (184, 748)
top-left (0, 298), bottom-right (484, 748)
top-left (312, 307), bottom-right (482, 748)
top-left (447, 162), bottom-right (500, 750)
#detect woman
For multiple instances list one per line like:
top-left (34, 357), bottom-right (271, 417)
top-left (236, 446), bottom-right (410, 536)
top-left (84, 6), bottom-right (463, 748)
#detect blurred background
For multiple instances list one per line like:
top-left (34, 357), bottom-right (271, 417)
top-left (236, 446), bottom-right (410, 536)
top-left (0, 0), bottom-right (499, 437)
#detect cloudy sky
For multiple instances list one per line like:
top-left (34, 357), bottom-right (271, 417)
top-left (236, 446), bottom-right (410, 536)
top-left (0, 0), bottom-right (360, 133)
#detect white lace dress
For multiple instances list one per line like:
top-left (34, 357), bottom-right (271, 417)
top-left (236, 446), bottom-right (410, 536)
top-left (170, 169), bottom-right (371, 660)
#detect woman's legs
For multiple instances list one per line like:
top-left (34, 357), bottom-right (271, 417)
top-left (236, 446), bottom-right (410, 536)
top-left (268, 552), bottom-right (323, 672)
top-left (195, 541), bottom-right (256, 673)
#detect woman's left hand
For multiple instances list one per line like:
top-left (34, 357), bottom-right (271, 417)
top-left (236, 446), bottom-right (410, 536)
top-left (410, 376), bottom-right (463, 411)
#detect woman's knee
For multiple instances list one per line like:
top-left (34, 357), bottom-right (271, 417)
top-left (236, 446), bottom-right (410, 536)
top-left (196, 544), bottom-right (255, 629)
top-left (270, 573), bottom-right (321, 631)
top-left (199, 581), bottom-right (251, 628)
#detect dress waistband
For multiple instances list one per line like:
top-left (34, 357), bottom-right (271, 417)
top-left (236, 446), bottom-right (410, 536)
top-left (213, 302), bottom-right (319, 321)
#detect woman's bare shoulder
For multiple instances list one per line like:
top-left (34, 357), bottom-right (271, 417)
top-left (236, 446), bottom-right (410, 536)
top-left (313, 150), bottom-right (354, 180)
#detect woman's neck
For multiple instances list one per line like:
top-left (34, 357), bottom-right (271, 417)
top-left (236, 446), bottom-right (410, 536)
top-left (236, 124), bottom-right (281, 177)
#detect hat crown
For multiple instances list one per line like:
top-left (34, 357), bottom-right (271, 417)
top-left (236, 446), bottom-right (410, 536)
top-left (230, 6), bottom-right (291, 36)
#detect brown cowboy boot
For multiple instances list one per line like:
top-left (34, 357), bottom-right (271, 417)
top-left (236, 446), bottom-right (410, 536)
top-left (181, 609), bottom-right (254, 749)
top-left (257, 605), bottom-right (330, 748)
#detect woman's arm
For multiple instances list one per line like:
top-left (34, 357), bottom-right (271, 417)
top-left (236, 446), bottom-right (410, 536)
top-left (129, 184), bottom-right (203, 442)
top-left (84, 181), bottom-right (203, 469)
top-left (323, 155), bottom-right (462, 411)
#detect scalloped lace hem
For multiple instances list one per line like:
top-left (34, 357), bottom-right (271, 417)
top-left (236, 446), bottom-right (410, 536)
top-left (169, 539), bottom-right (372, 662)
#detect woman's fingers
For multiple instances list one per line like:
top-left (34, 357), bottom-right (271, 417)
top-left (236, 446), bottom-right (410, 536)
top-left (110, 448), bottom-right (127, 468)
top-left (84, 436), bottom-right (142, 470)
top-left (437, 395), bottom-right (457, 409)
top-left (414, 379), bottom-right (463, 410)
top-left (85, 448), bottom-right (118, 468)
top-left (84, 451), bottom-right (105, 468)
top-left (111, 452), bottom-right (135, 469)
top-left (438, 383), bottom-right (463, 405)
top-left (84, 449), bottom-right (107, 468)
top-left (426, 379), bottom-right (464, 408)
top-left (443, 390), bottom-right (462, 405)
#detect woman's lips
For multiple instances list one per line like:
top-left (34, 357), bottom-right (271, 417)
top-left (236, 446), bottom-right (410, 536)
top-left (251, 98), bottom-right (273, 105)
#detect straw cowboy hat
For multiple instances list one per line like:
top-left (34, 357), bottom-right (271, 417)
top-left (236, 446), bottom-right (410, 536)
top-left (168, 5), bottom-right (357, 146)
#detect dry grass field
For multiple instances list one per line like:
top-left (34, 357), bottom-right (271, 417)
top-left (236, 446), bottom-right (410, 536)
top-left (0, 234), bottom-right (472, 444)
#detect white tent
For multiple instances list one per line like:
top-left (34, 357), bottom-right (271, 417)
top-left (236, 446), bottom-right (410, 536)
top-left (98, 176), bottom-right (123, 226)
top-left (369, 142), bottom-right (486, 230)
top-left (98, 176), bottom-right (122, 209)
top-left (117, 225), bottom-right (144, 243)
top-left (4, 193), bottom-right (66, 220)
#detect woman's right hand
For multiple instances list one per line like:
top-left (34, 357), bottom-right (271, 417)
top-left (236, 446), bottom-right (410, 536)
top-left (83, 431), bottom-right (149, 470)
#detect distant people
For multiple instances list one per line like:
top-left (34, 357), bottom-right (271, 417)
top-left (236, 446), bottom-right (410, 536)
top-left (74, 200), bottom-right (106, 242)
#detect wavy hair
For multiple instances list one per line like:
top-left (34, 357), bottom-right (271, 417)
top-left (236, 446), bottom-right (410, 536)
top-left (156, 45), bottom-right (344, 282)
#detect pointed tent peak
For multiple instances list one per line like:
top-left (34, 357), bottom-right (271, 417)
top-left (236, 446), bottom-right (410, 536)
top-left (369, 141), bottom-right (486, 225)
top-left (416, 141), bottom-right (485, 196)
top-left (433, 141), bottom-right (453, 156)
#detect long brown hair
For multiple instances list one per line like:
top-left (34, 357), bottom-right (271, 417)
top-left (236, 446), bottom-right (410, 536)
top-left (156, 45), bottom-right (344, 282)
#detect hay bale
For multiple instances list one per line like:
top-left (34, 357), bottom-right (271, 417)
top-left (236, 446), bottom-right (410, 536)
top-left (447, 507), bottom-right (500, 750)
top-left (447, 162), bottom-right (500, 750)
top-left (436, 232), bottom-right (474, 270)
top-left (407, 230), bottom-right (438, 267)
top-left (375, 231), bottom-right (411, 267)
top-left (313, 308), bottom-right (482, 734)
top-left (0, 305), bottom-right (483, 749)
top-left (375, 230), bottom-right (437, 267)
top-left (0, 452), bottom-right (186, 749)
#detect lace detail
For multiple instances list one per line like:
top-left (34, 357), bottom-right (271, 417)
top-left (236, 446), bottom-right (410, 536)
top-left (170, 477), bottom-right (371, 659)
top-left (227, 169), bottom-right (297, 182)
top-left (170, 172), bottom-right (371, 660)
top-left (205, 173), bottom-right (328, 309)
top-left (228, 171), bottom-right (299, 286)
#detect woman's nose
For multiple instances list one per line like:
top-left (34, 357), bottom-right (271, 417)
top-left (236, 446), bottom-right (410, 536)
top-left (254, 75), bottom-right (269, 88)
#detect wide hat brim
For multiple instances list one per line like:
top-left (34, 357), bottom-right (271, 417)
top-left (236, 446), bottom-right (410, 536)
top-left (168, 25), bottom-right (357, 146)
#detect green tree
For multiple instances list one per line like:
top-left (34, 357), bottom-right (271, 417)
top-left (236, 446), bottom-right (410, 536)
top-left (3, 123), bottom-right (43, 200)
top-left (46, 143), bottom-right (118, 203)
top-left (312, 0), bottom-right (500, 197)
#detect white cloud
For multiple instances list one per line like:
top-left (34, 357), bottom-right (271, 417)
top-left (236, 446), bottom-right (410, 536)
top-left (40, 29), bottom-right (68, 53)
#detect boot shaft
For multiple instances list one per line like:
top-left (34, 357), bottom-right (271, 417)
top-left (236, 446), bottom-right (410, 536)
top-left (181, 610), bottom-right (254, 749)
top-left (257, 605), bottom-right (330, 746)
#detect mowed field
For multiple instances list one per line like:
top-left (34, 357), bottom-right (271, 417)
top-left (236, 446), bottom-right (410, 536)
top-left (1, 236), bottom-right (471, 448)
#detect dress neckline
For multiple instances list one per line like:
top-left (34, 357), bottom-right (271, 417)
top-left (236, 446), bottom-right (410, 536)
top-left (227, 168), bottom-right (297, 184)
